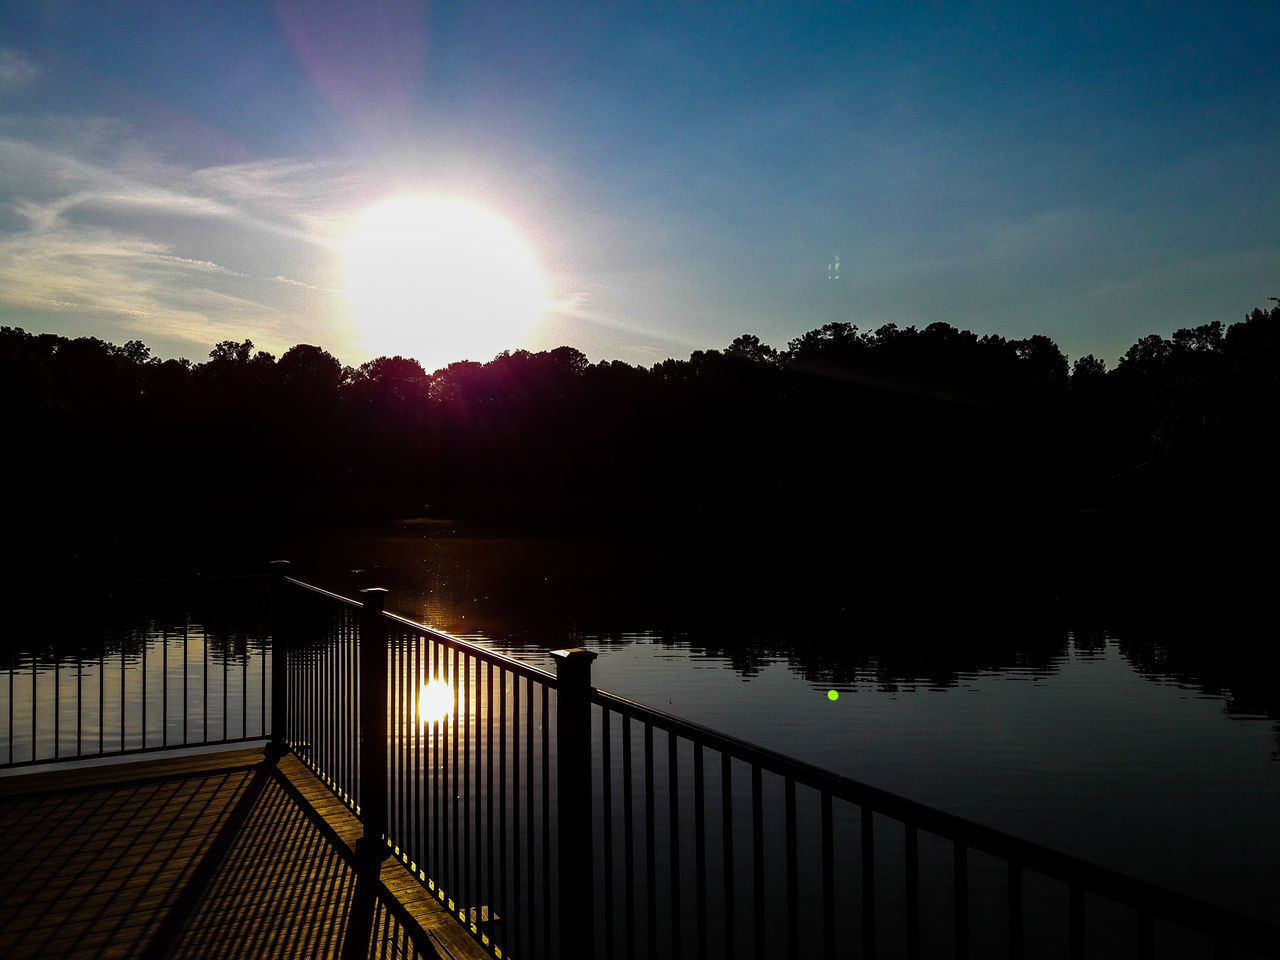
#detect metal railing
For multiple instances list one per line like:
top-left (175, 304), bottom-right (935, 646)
top-left (1, 576), bottom-right (271, 768)
top-left (590, 690), bottom-right (1280, 960)
top-left (275, 572), bottom-right (1280, 960)
top-left (4, 569), bottom-right (1279, 959)
top-left (276, 571), bottom-right (572, 959)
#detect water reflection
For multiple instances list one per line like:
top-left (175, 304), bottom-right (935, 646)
top-left (417, 678), bottom-right (453, 724)
top-left (0, 578), bottom-right (272, 765)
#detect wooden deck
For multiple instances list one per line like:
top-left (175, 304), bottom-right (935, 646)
top-left (0, 748), bottom-right (488, 960)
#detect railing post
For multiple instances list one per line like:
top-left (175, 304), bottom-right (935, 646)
top-left (269, 560), bottom-right (291, 757)
top-left (358, 587), bottom-right (390, 861)
top-left (552, 647), bottom-right (598, 960)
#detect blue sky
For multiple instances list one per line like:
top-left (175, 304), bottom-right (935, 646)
top-left (1, 1), bottom-right (1276, 371)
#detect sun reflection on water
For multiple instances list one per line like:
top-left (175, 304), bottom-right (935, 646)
top-left (417, 678), bottom-right (453, 724)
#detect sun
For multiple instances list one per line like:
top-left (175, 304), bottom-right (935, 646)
top-left (342, 196), bottom-right (545, 370)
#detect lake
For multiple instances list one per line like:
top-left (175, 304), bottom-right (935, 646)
top-left (2, 523), bottom-right (1276, 953)
top-left (277, 524), bottom-right (1280, 932)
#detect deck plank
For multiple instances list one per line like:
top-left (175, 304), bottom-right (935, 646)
top-left (0, 748), bottom-right (489, 960)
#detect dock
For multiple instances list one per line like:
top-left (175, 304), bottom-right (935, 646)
top-left (0, 747), bottom-right (486, 960)
top-left (4, 570), bottom-right (1279, 958)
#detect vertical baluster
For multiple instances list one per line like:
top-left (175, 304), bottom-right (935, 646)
top-left (623, 711), bottom-right (636, 960)
top-left (602, 706), bottom-right (614, 959)
top-left (906, 824), bottom-right (919, 960)
top-left (645, 722), bottom-right (656, 960)
top-left (222, 621), bottom-right (228, 743)
top-left (139, 621), bottom-right (144, 751)
top-left (693, 741), bottom-right (706, 960)
top-left (1008, 863), bottom-right (1023, 960)
top-left (509, 660), bottom-right (519, 916)
top-left (182, 614), bottom-right (187, 747)
top-left (822, 792), bottom-right (834, 960)
top-left (752, 765), bottom-right (764, 960)
top-left (345, 611), bottom-right (350, 783)
top-left (413, 636), bottom-right (420, 874)
top-left (349, 610), bottom-right (356, 801)
top-left (1068, 882), bottom-right (1083, 960)
top-left (1137, 908), bottom-right (1153, 959)
top-left (541, 684), bottom-right (551, 960)
top-left (324, 610), bottom-right (332, 782)
top-left (475, 656), bottom-right (484, 927)
top-left (511, 665), bottom-right (521, 938)
top-left (955, 842), bottom-right (969, 960)
top-left (8, 648), bottom-right (14, 764)
top-left (77, 650), bottom-right (83, 758)
top-left (341, 611), bottom-right (348, 784)
top-left (464, 654), bottom-right (473, 925)
top-left (102, 637), bottom-right (107, 755)
top-left (405, 637), bottom-right (413, 859)
top-left (401, 636), bottom-right (408, 854)
top-left (862, 806), bottom-right (876, 957)
top-left (486, 660), bottom-right (495, 935)
top-left (499, 664), bottom-right (508, 939)
top-left (432, 640), bottom-right (441, 891)
top-left (525, 676), bottom-right (535, 960)
top-left (285, 616), bottom-right (293, 758)
top-left (260, 616), bottom-right (266, 738)
top-left (453, 645), bottom-right (461, 907)
top-left (404, 637), bottom-right (411, 857)
top-left (392, 634), bottom-right (400, 851)
top-left (160, 627), bottom-right (166, 748)
top-left (31, 652), bottom-right (37, 762)
top-left (240, 626), bottom-right (247, 740)
top-left (669, 731), bottom-right (682, 960)
top-left (335, 609), bottom-right (340, 788)
top-left (342, 608), bottom-right (348, 799)
top-left (785, 777), bottom-right (798, 960)
top-left (313, 611), bottom-right (321, 774)
top-left (202, 618), bottom-right (207, 745)
top-left (722, 752), bottom-right (735, 959)
top-left (121, 640), bottom-right (127, 752)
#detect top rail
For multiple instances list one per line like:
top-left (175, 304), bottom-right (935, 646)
top-left (282, 576), bottom-right (365, 610)
top-left (283, 579), bottom-right (557, 684)
top-left (381, 610), bottom-right (558, 685)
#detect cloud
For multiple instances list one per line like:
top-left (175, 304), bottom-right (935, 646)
top-left (273, 274), bottom-right (342, 292)
top-left (0, 49), bottom-right (41, 89)
top-left (0, 114), bottom-right (358, 358)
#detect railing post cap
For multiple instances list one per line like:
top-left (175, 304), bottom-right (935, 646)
top-left (360, 586), bottom-right (389, 611)
top-left (269, 560), bottom-right (291, 573)
top-left (551, 648), bottom-right (598, 663)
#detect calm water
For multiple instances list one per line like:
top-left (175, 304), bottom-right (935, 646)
top-left (3, 527), bottom-right (1277, 943)
top-left (280, 526), bottom-right (1280, 927)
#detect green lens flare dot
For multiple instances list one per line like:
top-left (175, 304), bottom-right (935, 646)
top-left (827, 689), bottom-right (839, 701)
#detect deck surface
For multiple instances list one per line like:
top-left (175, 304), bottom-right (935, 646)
top-left (0, 748), bottom-right (487, 960)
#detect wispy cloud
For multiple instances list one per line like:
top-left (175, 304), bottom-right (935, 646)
top-left (0, 49), bottom-right (41, 89)
top-left (273, 274), bottom-right (342, 293)
top-left (0, 114), bottom-right (359, 358)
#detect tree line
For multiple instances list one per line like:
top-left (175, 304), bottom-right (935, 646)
top-left (3, 299), bottom-right (1277, 590)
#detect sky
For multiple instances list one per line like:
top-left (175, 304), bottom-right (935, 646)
top-left (1, 1), bottom-right (1277, 373)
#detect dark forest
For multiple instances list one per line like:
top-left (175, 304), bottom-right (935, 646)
top-left (4, 298), bottom-right (1277, 613)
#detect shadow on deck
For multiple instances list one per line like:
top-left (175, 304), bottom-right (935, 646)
top-left (0, 748), bottom-right (487, 960)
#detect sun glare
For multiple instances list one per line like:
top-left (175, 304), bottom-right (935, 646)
top-left (343, 196), bottom-right (545, 369)
top-left (418, 678), bottom-right (454, 724)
